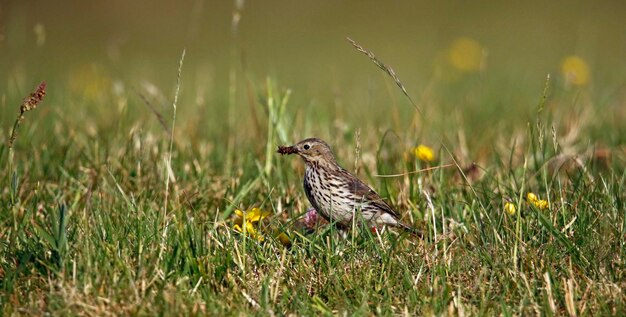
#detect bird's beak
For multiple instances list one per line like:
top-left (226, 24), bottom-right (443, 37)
top-left (277, 145), bottom-right (298, 155)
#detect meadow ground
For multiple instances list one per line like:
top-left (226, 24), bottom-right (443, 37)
top-left (2, 1), bottom-right (626, 316)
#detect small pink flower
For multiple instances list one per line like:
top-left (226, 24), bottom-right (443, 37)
top-left (302, 208), bottom-right (319, 229)
top-left (300, 208), bottom-right (329, 231)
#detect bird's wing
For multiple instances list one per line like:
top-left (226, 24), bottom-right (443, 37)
top-left (338, 167), bottom-right (401, 219)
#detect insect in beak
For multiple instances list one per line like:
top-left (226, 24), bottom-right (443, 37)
top-left (277, 145), bottom-right (298, 155)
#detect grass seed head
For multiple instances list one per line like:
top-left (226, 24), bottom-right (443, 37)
top-left (8, 81), bottom-right (47, 149)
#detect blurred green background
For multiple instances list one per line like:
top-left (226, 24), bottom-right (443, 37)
top-left (2, 0), bottom-right (626, 148)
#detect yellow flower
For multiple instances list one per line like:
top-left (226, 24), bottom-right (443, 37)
top-left (526, 192), bottom-right (549, 210)
top-left (233, 207), bottom-right (271, 241)
top-left (504, 202), bottom-right (517, 216)
top-left (414, 145), bottom-right (435, 162)
top-left (561, 56), bottom-right (590, 86)
top-left (535, 199), bottom-right (549, 210)
top-left (448, 37), bottom-right (484, 72)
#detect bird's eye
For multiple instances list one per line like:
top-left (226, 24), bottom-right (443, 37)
top-left (303, 144), bottom-right (310, 150)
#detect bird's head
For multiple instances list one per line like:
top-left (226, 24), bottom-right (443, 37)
top-left (277, 138), bottom-right (335, 165)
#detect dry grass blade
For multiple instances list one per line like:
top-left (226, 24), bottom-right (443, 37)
top-left (137, 91), bottom-right (172, 137)
top-left (346, 37), bottom-right (420, 113)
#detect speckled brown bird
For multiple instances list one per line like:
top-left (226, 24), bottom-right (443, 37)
top-left (278, 137), bottom-right (419, 234)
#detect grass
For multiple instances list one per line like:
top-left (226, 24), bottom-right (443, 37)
top-left (2, 13), bottom-right (626, 317)
top-left (2, 72), bottom-right (625, 316)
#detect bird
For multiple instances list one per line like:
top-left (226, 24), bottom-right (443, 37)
top-left (278, 137), bottom-right (420, 235)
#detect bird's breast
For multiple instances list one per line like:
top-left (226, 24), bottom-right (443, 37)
top-left (304, 165), bottom-right (359, 224)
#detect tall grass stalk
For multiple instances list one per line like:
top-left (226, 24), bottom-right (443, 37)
top-left (6, 82), bottom-right (46, 206)
top-left (159, 49), bottom-right (185, 265)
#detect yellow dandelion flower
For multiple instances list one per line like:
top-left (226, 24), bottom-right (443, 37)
top-left (504, 202), bottom-right (517, 216)
top-left (448, 37), bottom-right (484, 72)
top-left (233, 218), bottom-right (262, 241)
top-left (414, 145), bottom-right (435, 162)
top-left (535, 199), bottom-right (549, 210)
top-left (249, 207), bottom-right (272, 222)
top-left (233, 207), bottom-right (271, 241)
top-left (527, 192), bottom-right (549, 210)
top-left (561, 56), bottom-right (590, 86)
